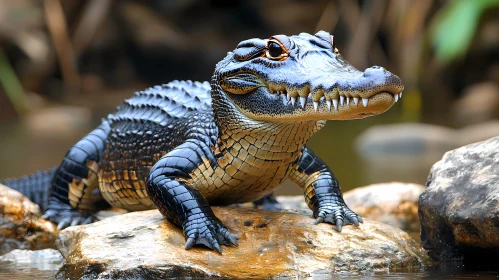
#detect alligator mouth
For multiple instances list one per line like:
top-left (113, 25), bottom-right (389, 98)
top-left (266, 84), bottom-right (402, 112)
top-left (235, 81), bottom-right (403, 121)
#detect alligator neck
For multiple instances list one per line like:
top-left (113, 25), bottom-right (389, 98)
top-left (211, 81), bottom-right (324, 166)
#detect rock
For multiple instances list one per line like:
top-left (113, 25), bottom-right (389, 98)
top-left (419, 136), bottom-right (499, 268)
top-left (56, 208), bottom-right (426, 278)
top-left (457, 121), bottom-right (499, 147)
top-left (355, 123), bottom-right (458, 165)
top-left (451, 82), bottom-right (499, 126)
top-left (256, 183), bottom-right (424, 239)
top-left (275, 195), bottom-right (312, 214)
top-left (343, 183), bottom-right (425, 236)
top-left (0, 184), bottom-right (58, 255)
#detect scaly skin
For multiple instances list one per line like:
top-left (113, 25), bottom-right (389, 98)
top-left (1, 31), bottom-right (403, 253)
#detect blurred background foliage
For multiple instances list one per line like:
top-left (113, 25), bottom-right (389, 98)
top-left (0, 0), bottom-right (498, 193)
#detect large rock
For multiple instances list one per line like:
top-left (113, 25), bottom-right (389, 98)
top-left (0, 184), bottom-right (58, 255)
top-left (343, 183), bottom-right (425, 236)
top-left (275, 183), bottom-right (424, 238)
top-left (56, 208), bottom-right (426, 278)
top-left (419, 136), bottom-right (499, 268)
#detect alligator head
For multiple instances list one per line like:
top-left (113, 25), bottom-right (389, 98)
top-left (212, 31), bottom-right (404, 122)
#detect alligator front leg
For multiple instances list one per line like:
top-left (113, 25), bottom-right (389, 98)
top-left (146, 140), bottom-right (239, 253)
top-left (289, 146), bottom-right (362, 231)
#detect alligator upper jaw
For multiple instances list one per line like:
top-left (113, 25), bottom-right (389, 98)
top-left (251, 86), bottom-right (403, 121)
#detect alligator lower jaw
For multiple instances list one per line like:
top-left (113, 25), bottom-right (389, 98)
top-left (248, 92), bottom-right (399, 122)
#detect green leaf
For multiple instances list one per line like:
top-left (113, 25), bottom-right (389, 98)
top-left (430, 0), bottom-right (499, 63)
top-left (0, 48), bottom-right (27, 115)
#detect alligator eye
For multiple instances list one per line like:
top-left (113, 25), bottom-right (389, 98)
top-left (268, 41), bottom-right (283, 58)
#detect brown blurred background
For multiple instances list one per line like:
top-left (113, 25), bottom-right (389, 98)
top-left (0, 0), bottom-right (498, 195)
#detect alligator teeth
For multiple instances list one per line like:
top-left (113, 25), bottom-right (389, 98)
top-left (333, 99), bottom-right (338, 111)
top-left (399, 92), bottom-right (403, 98)
top-left (300, 96), bottom-right (306, 108)
top-left (394, 94), bottom-right (399, 102)
top-left (313, 101), bottom-right (319, 111)
top-left (326, 100), bottom-right (332, 111)
top-left (353, 97), bottom-right (359, 105)
top-left (346, 97), bottom-right (350, 105)
top-left (362, 98), bottom-right (368, 107)
top-left (291, 96), bottom-right (296, 106)
top-left (281, 94), bottom-right (288, 104)
top-left (340, 96), bottom-right (345, 106)
top-left (286, 92), bottom-right (291, 101)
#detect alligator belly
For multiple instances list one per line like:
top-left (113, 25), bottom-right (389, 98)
top-left (98, 169), bottom-right (155, 211)
top-left (188, 161), bottom-right (288, 206)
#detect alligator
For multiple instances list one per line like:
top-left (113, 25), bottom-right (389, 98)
top-left (1, 31), bottom-right (403, 253)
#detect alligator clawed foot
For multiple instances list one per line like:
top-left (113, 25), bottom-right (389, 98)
top-left (183, 216), bottom-right (239, 254)
top-left (42, 199), bottom-right (98, 229)
top-left (314, 202), bottom-right (363, 232)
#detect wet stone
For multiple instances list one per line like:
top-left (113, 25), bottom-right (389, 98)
top-left (0, 184), bottom-right (58, 255)
top-left (343, 182), bottom-right (425, 239)
top-left (56, 207), bottom-right (427, 279)
top-left (274, 183), bottom-right (424, 239)
top-left (419, 136), bottom-right (499, 269)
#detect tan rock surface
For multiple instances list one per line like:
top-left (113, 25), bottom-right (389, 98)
top-left (343, 182), bottom-right (425, 235)
top-left (271, 182), bottom-right (424, 238)
top-left (57, 207), bottom-right (426, 279)
top-left (0, 184), bottom-right (58, 255)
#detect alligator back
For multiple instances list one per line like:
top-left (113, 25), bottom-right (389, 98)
top-left (98, 80), bottom-right (217, 210)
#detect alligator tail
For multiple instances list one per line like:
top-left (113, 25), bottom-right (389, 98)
top-left (0, 167), bottom-right (57, 211)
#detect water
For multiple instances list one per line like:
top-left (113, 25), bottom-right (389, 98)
top-left (0, 262), bottom-right (59, 279)
top-left (0, 261), bottom-right (498, 280)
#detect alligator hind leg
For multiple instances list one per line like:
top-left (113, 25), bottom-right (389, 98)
top-left (43, 121), bottom-right (111, 229)
top-left (146, 140), bottom-right (239, 254)
top-left (252, 192), bottom-right (281, 210)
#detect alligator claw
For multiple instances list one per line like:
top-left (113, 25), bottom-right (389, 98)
top-left (185, 238), bottom-right (196, 250)
top-left (213, 243), bottom-right (222, 254)
top-left (350, 216), bottom-right (360, 226)
top-left (42, 206), bottom-right (98, 230)
top-left (357, 215), bottom-right (364, 223)
top-left (336, 218), bottom-right (343, 232)
top-left (314, 216), bottom-right (324, 225)
top-left (313, 201), bottom-right (362, 232)
top-left (183, 215), bottom-right (239, 254)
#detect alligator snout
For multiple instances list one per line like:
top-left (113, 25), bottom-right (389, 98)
top-left (266, 66), bottom-right (404, 111)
